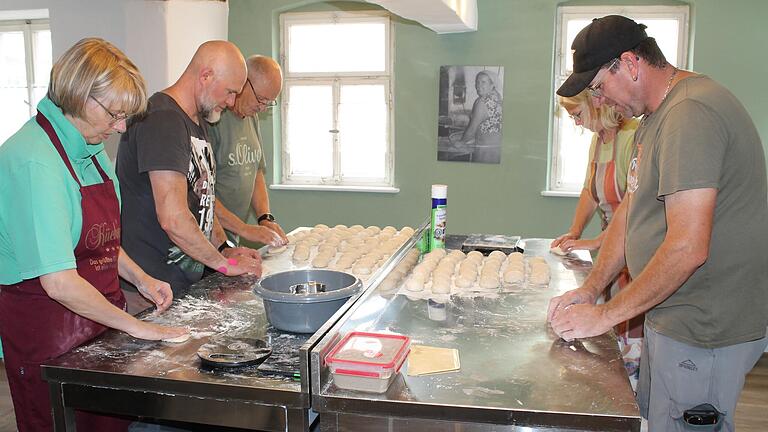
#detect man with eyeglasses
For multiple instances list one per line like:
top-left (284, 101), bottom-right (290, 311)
top-left (547, 15), bottom-right (767, 432)
top-left (207, 55), bottom-right (288, 248)
top-left (117, 41), bottom-right (263, 300)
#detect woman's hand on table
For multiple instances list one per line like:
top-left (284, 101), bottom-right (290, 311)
top-left (129, 320), bottom-right (189, 341)
top-left (221, 247), bottom-right (263, 277)
top-left (551, 232), bottom-right (579, 248)
top-left (136, 275), bottom-right (174, 313)
top-left (558, 237), bottom-right (601, 253)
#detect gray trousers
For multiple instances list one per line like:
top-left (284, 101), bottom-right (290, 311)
top-left (637, 323), bottom-right (766, 432)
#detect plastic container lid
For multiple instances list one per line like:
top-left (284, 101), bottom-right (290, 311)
top-left (431, 184), bottom-right (447, 199)
top-left (325, 332), bottom-right (411, 378)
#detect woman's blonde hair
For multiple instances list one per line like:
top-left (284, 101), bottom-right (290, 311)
top-left (559, 90), bottom-right (622, 132)
top-left (48, 37), bottom-right (147, 118)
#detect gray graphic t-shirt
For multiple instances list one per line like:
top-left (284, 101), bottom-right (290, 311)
top-left (117, 92), bottom-right (216, 293)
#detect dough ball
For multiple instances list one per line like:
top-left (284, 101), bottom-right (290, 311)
top-left (293, 247), bottom-right (310, 261)
top-left (529, 271), bottom-right (550, 285)
top-left (267, 245), bottom-right (287, 255)
top-left (479, 276), bottom-right (499, 289)
top-left (530, 262), bottom-right (549, 274)
top-left (399, 226), bottom-right (415, 236)
top-left (467, 250), bottom-right (484, 260)
top-left (312, 257), bottom-right (330, 268)
top-left (488, 250), bottom-right (507, 261)
top-left (405, 275), bottom-right (424, 292)
top-left (318, 244), bottom-right (336, 253)
top-left (503, 269), bottom-right (524, 284)
top-left (506, 252), bottom-right (524, 262)
top-left (431, 276), bottom-right (452, 294)
top-left (352, 264), bottom-right (372, 275)
top-left (432, 268), bottom-right (453, 280)
top-left (426, 249), bottom-right (447, 260)
top-left (454, 275), bottom-right (474, 288)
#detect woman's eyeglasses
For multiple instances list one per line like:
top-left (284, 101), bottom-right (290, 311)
top-left (90, 96), bottom-right (128, 125)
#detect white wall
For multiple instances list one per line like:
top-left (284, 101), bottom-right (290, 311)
top-left (165, 0), bottom-right (229, 88)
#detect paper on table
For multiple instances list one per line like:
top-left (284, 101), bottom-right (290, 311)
top-left (407, 345), bottom-right (461, 376)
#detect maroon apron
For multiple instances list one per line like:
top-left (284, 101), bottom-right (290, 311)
top-left (0, 112), bottom-right (129, 431)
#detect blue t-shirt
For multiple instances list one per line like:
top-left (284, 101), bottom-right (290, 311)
top-left (0, 97), bottom-right (120, 284)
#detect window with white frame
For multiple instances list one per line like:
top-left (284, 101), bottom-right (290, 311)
top-left (0, 19), bottom-right (52, 145)
top-left (279, 11), bottom-right (393, 188)
top-left (549, 6), bottom-right (689, 194)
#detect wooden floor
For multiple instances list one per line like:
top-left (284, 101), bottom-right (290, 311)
top-left (0, 356), bottom-right (765, 431)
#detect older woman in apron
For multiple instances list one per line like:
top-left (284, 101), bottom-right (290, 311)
top-left (551, 90), bottom-right (643, 389)
top-left (0, 38), bottom-right (187, 432)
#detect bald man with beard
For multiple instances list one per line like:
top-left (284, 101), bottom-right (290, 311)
top-left (207, 55), bottom-right (288, 248)
top-left (117, 40), bottom-right (262, 299)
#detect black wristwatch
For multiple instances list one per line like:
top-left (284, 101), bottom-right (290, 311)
top-left (257, 213), bottom-right (275, 224)
top-left (218, 239), bottom-right (235, 252)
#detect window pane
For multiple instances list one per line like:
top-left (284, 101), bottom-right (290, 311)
top-left (288, 21), bottom-right (386, 73)
top-left (565, 17), bottom-right (681, 72)
top-left (285, 84), bottom-right (333, 177)
top-left (33, 29), bottom-right (52, 87)
top-left (565, 19), bottom-right (592, 72)
top-left (0, 88), bottom-right (32, 145)
top-left (338, 84), bottom-right (387, 179)
top-left (556, 107), bottom-right (593, 188)
top-left (638, 19), bottom-right (680, 67)
top-left (0, 31), bottom-right (27, 87)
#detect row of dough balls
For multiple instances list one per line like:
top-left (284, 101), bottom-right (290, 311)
top-left (287, 225), bottom-right (415, 275)
top-left (501, 254), bottom-right (550, 284)
top-left (404, 250), bottom-right (551, 293)
top-left (378, 249), bottom-right (421, 293)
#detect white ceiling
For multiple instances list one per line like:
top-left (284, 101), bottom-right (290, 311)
top-left (364, 0), bottom-right (478, 34)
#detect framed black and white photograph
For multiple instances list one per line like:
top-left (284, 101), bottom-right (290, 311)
top-left (437, 65), bottom-right (504, 164)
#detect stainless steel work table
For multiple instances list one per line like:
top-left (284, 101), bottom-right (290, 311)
top-left (41, 225), bottom-right (419, 431)
top-left (311, 237), bottom-right (641, 432)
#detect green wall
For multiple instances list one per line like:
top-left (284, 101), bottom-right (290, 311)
top-left (229, 0), bottom-right (768, 238)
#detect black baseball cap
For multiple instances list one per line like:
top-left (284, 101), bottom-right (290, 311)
top-left (557, 15), bottom-right (649, 97)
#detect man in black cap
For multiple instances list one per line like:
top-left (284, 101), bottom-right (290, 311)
top-left (547, 15), bottom-right (768, 432)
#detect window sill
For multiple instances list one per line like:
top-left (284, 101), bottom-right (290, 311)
top-left (541, 190), bottom-right (581, 198)
top-left (270, 184), bottom-right (400, 194)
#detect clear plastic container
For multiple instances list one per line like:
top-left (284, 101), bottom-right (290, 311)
top-left (325, 331), bottom-right (411, 393)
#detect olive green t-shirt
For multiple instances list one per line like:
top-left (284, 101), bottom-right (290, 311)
top-left (207, 110), bottom-right (267, 245)
top-left (625, 75), bottom-right (768, 348)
